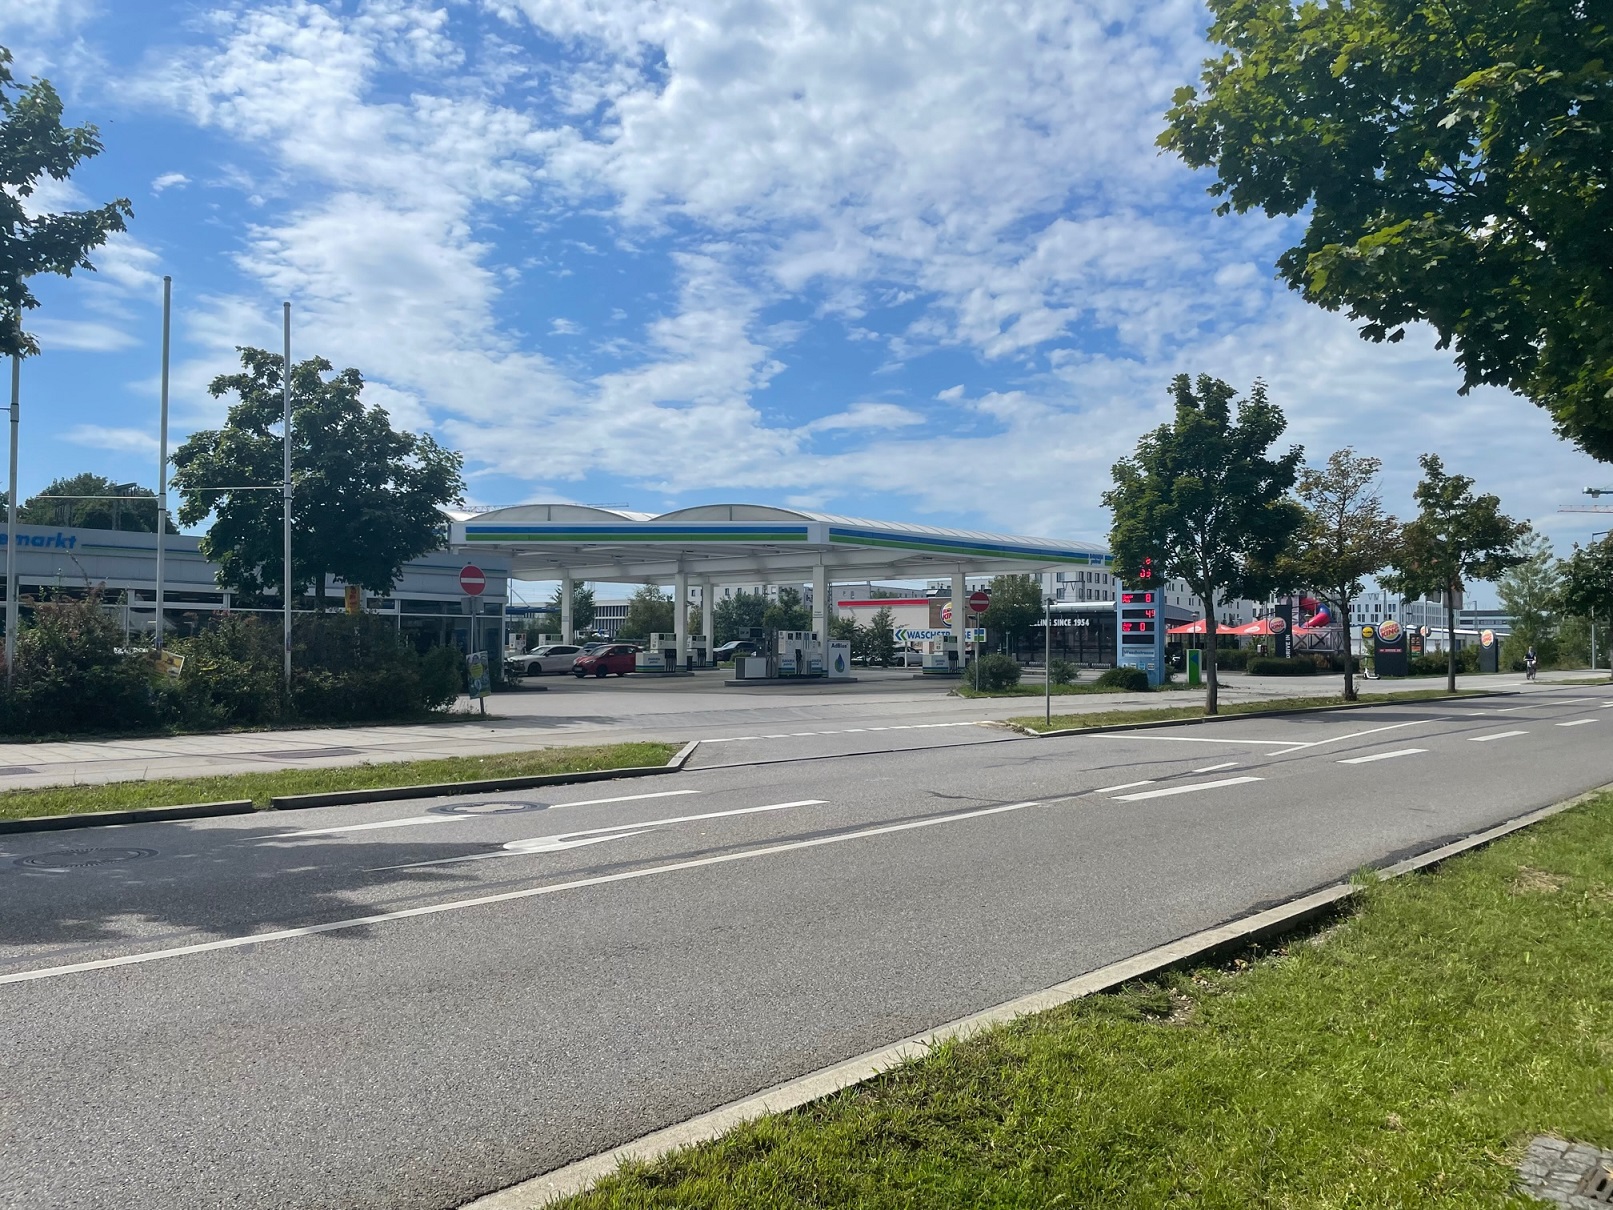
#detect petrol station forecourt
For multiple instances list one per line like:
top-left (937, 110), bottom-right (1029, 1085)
top-left (452, 503), bottom-right (1115, 673)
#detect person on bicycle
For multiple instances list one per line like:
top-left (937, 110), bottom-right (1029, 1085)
top-left (1525, 645), bottom-right (1538, 680)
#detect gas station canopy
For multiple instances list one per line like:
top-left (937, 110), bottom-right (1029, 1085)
top-left (448, 504), bottom-right (1111, 585)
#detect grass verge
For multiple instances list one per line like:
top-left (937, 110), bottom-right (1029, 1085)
top-left (954, 680), bottom-right (1194, 699)
top-left (0, 742), bottom-right (679, 821)
top-left (560, 790), bottom-right (1613, 1209)
top-left (1007, 687), bottom-right (1484, 733)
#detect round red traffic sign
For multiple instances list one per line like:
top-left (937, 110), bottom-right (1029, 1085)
top-left (968, 590), bottom-right (990, 614)
top-left (458, 564), bottom-right (487, 596)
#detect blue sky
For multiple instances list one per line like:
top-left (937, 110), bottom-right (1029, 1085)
top-left (8, 0), bottom-right (1610, 581)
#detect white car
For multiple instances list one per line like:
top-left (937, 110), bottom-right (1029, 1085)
top-left (505, 644), bottom-right (584, 676)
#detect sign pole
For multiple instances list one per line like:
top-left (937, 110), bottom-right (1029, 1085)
top-left (1044, 595), bottom-right (1052, 727)
top-left (282, 302), bottom-right (293, 692)
top-left (155, 275), bottom-right (171, 652)
top-left (5, 353), bottom-right (18, 687)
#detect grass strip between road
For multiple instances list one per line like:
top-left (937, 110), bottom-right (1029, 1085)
top-left (954, 680), bottom-right (1196, 698)
top-left (0, 742), bottom-right (679, 821)
top-left (1007, 687), bottom-right (1485, 733)
top-left (556, 791), bottom-right (1613, 1209)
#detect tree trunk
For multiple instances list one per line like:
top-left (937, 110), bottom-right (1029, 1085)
top-left (1204, 612), bottom-right (1219, 715)
top-left (1340, 591), bottom-right (1356, 702)
top-left (1445, 586), bottom-right (1457, 693)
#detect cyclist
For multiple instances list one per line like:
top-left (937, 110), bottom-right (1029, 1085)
top-left (1525, 645), bottom-right (1538, 681)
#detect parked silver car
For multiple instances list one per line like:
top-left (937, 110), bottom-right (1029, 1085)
top-left (505, 644), bottom-right (584, 677)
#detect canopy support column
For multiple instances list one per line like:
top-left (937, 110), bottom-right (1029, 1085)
top-left (951, 567), bottom-right (966, 669)
top-left (674, 568), bottom-right (688, 667)
top-left (811, 562), bottom-right (829, 646)
top-left (561, 571), bottom-right (574, 642)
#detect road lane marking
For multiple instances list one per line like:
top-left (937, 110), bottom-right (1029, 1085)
top-left (1338, 748), bottom-right (1427, 765)
top-left (1286, 720), bottom-right (1427, 750)
top-left (1469, 730), bottom-right (1529, 742)
top-left (1555, 719), bottom-right (1597, 727)
top-left (1113, 776), bottom-right (1263, 802)
top-left (367, 800), bottom-right (830, 871)
top-left (0, 799), bottom-right (1041, 986)
top-left (1192, 761), bottom-right (1238, 773)
top-left (1123, 735), bottom-right (1305, 747)
top-left (1092, 779), bottom-right (1154, 794)
top-left (277, 789), bottom-right (702, 837)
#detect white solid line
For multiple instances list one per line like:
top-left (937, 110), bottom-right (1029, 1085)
top-left (1122, 735), bottom-right (1305, 747)
top-left (0, 800), bottom-right (1041, 986)
top-left (1555, 719), bottom-right (1597, 727)
top-left (1092, 779), bottom-right (1155, 794)
top-left (1113, 776), bottom-right (1263, 802)
top-left (1469, 730), bottom-right (1529, 742)
top-left (280, 789), bottom-right (702, 836)
top-left (762, 734), bottom-right (790, 739)
top-left (1288, 719), bottom-right (1427, 750)
top-left (1337, 748), bottom-right (1427, 765)
top-left (1192, 761), bottom-right (1238, 773)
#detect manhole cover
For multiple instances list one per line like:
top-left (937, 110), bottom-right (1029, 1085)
top-left (1518, 1137), bottom-right (1613, 1208)
top-left (16, 847), bottom-right (157, 869)
top-left (428, 800), bottom-right (548, 817)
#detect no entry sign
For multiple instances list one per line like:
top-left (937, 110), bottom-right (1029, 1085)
top-left (968, 590), bottom-right (990, 614)
top-left (458, 564), bottom-right (487, 596)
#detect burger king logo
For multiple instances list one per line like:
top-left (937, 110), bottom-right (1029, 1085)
top-left (1481, 628), bottom-right (1495, 648)
top-left (1378, 619), bottom-right (1402, 643)
top-left (1269, 616), bottom-right (1287, 633)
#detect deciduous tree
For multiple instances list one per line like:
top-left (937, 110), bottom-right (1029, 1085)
top-left (1382, 454), bottom-right (1529, 691)
top-left (1, 46), bottom-right (130, 358)
top-left (1162, 1), bottom-right (1613, 461)
top-left (617, 585), bottom-right (673, 640)
top-left (1496, 531), bottom-right (1561, 668)
top-left (1104, 374), bottom-right (1303, 713)
top-left (1282, 449), bottom-right (1400, 701)
top-left (1557, 534), bottom-right (1613, 680)
top-left (20, 472), bottom-right (171, 532)
top-left (172, 348), bottom-right (464, 607)
top-left (981, 574), bottom-right (1042, 655)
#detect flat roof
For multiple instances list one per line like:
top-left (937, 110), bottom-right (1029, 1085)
top-left (451, 504), bottom-right (1110, 585)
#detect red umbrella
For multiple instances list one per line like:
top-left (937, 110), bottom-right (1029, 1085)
top-left (1167, 618), bottom-right (1208, 635)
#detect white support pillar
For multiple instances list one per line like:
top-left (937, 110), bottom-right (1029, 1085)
top-left (812, 562), bottom-right (829, 642)
top-left (701, 577), bottom-right (715, 663)
top-left (951, 567), bottom-right (966, 669)
top-left (561, 572), bottom-right (574, 642)
top-left (674, 568), bottom-right (689, 667)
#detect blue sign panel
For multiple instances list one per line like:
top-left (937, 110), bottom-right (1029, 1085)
top-left (1115, 578), bottom-right (1165, 687)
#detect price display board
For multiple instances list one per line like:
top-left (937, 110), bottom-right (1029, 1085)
top-left (1114, 559), bottom-right (1166, 685)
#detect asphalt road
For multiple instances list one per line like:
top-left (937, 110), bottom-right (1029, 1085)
top-left (2, 682), bottom-right (1610, 1209)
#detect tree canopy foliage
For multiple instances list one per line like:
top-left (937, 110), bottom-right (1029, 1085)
top-left (1382, 453), bottom-right (1528, 690)
top-left (1104, 373), bottom-right (1303, 712)
top-left (617, 585), bottom-right (674, 640)
top-left (1283, 448), bottom-right (1400, 700)
top-left (20, 472), bottom-right (171, 532)
top-left (172, 348), bottom-right (464, 605)
top-left (1162, 0), bottom-right (1613, 461)
top-left (0, 46), bottom-right (130, 359)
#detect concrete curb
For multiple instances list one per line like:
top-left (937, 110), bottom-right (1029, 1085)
top-left (1009, 688), bottom-right (1511, 740)
top-left (462, 779), bottom-right (1613, 1210)
top-left (269, 742), bottom-right (699, 812)
top-left (0, 800), bottom-right (256, 836)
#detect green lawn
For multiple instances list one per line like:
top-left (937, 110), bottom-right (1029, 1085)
top-left (0, 741), bottom-right (679, 821)
top-left (561, 792), bottom-right (1613, 1209)
top-left (955, 680), bottom-right (1196, 699)
top-left (1008, 687), bottom-right (1484, 733)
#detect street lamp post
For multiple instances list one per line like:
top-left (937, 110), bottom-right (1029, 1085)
top-left (5, 354), bottom-right (18, 687)
top-left (1044, 594), bottom-right (1054, 727)
top-left (155, 275), bottom-right (171, 651)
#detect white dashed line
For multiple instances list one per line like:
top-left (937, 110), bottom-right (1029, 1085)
top-left (1555, 719), bottom-right (1597, 727)
top-left (1469, 730), bottom-right (1529, 742)
top-left (1192, 761), bottom-right (1238, 773)
top-left (1112, 776), bottom-right (1263, 802)
top-left (1092, 779), bottom-right (1154, 794)
top-left (1338, 748), bottom-right (1427, 765)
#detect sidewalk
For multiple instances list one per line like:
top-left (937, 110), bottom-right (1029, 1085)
top-left (0, 668), bottom-right (1569, 792)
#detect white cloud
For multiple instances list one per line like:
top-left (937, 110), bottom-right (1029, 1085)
top-left (151, 172), bottom-right (191, 194)
top-left (808, 402), bottom-right (926, 432)
top-left (549, 317), bottom-right (581, 336)
top-left (27, 318), bottom-right (140, 353)
top-left (66, 424), bottom-right (159, 456)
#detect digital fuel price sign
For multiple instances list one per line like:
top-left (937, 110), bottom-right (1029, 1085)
top-left (1115, 584), bottom-right (1165, 683)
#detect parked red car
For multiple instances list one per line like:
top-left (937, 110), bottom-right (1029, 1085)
top-left (572, 643), bottom-right (640, 677)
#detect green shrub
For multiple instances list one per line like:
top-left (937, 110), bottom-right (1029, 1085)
top-left (971, 653), bottom-right (1022, 691)
top-left (2, 593), bottom-right (162, 735)
top-left (1048, 657), bottom-right (1079, 686)
top-left (419, 644), bottom-right (465, 710)
top-left (1095, 665), bottom-right (1151, 692)
top-left (165, 614), bottom-right (285, 728)
top-left (1211, 646), bottom-right (1250, 670)
top-left (1246, 656), bottom-right (1318, 676)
